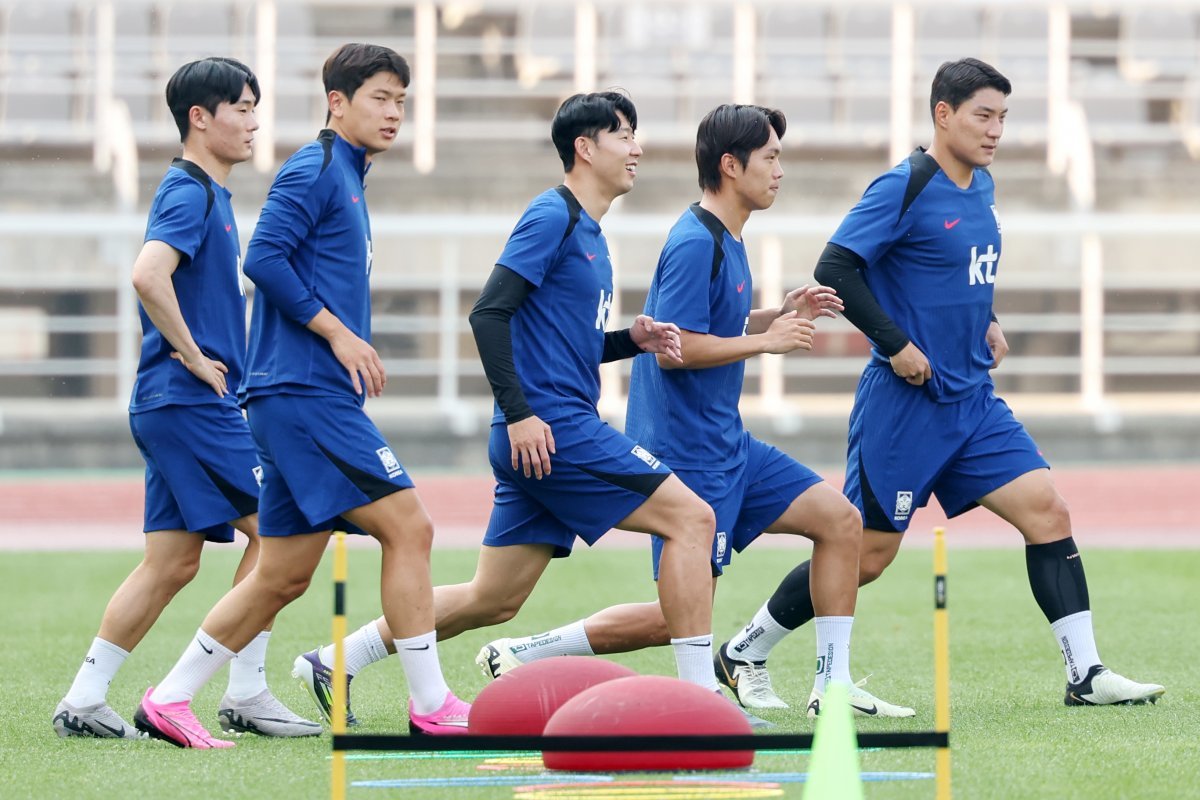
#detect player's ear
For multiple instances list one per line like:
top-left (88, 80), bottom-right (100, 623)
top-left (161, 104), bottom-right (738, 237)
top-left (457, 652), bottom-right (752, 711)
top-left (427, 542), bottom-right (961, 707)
top-left (327, 89), bottom-right (347, 120)
top-left (188, 105), bottom-right (208, 133)
top-left (720, 152), bottom-right (739, 180)
top-left (574, 135), bottom-right (593, 166)
top-left (933, 100), bottom-right (952, 130)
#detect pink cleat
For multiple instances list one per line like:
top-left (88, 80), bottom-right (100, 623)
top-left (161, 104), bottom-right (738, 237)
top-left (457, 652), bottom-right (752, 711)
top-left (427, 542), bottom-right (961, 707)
top-left (133, 687), bottom-right (234, 749)
top-left (408, 692), bottom-right (471, 735)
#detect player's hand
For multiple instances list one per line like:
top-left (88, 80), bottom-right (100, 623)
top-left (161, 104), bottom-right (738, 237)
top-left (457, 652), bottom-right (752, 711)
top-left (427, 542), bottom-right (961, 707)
top-left (328, 329), bottom-right (386, 397)
top-left (890, 342), bottom-right (933, 386)
top-left (630, 314), bottom-right (682, 365)
top-left (761, 311), bottom-right (816, 354)
top-left (508, 415), bottom-right (555, 479)
top-left (780, 284), bottom-right (843, 322)
top-left (170, 351), bottom-right (229, 397)
top-left (986, 320), bottom-right (1009, 368)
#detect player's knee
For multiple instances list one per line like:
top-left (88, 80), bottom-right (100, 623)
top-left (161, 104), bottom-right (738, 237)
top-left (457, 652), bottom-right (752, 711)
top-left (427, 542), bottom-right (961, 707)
top-left (678, 500), bottom-right (716, 547)
top-left (858, 548), bottom-right (896, 585)
top-left (152, 556), bottom-right (201, 593)
top-left (830, 501), bottom-right (864, 546)
top-left (261, 571), bottom-right (312, 606)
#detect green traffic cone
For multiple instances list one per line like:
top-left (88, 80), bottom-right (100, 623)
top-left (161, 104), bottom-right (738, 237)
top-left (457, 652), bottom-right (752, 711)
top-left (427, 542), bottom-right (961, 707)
top-left (803, 682), bottom-right (865, 800)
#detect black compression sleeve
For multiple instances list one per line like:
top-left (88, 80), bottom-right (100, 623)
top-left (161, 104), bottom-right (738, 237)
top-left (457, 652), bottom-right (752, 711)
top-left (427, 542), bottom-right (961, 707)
top-left (469, 265), bottom-right (536, 424)
top-left (602, 328), bottom-right (642, 362)
top-left (813, 242), bottom-right (910, 357)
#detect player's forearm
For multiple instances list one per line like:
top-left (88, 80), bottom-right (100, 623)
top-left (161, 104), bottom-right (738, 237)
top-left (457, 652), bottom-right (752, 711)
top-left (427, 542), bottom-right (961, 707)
top-left (658, 331), bottom-right (765, 370)
top-left (746, 307), bottom-right (782, 335)
top-left (132, 272), bottom-right (204, 361)
top-left (814, 242), bottom-right (910, 356)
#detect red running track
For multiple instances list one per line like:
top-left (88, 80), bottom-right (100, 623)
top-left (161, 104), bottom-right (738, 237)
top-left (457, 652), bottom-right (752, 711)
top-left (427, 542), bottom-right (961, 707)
top-left (1, 466), bottom-right (1196, 550)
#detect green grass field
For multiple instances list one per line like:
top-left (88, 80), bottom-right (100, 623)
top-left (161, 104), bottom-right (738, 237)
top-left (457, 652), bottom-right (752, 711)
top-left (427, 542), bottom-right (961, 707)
top-left (3, 545), bottom-right (1196, 799)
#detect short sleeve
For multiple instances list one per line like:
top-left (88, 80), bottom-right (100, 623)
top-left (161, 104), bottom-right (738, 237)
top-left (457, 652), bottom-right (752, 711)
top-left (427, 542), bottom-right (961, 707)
top-left (652, 233), bottom-right (717, 334)
top-left (495, 195), bottom-right (570, 288)
top-left (145, 178), bottom-right (207, 262)
top-left (829, 169), bottom-right (912, 268)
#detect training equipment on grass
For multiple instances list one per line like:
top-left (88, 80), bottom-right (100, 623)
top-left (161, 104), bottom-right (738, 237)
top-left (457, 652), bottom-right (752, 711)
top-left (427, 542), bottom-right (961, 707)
top-left (541, 674), bottom-right (755, 771)
top-left (468, 656), bottom-right (637, 735)
top-left (328, 528), bottom-right (954, 800)
top-left (802, 682), bottom-right (864, 800)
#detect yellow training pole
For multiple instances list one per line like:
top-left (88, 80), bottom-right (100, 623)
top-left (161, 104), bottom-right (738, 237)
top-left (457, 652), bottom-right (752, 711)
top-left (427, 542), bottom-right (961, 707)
top-left (331, 531), bottom-right (349, 800)
top-left (933, 527), bottom-right (951, 800)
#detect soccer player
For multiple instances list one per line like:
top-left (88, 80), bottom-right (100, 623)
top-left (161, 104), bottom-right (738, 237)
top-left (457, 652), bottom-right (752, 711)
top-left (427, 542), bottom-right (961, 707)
top-left (475, 104), bottom-right (913, 719)
top-left (52, 58), bottom-right (318, 741)
top-left (132, 43), bottom-right (470, 749)
top-left (803, 57), bottom-right (1162, 707)
top-left (293, 91), bottom-right (722, 723)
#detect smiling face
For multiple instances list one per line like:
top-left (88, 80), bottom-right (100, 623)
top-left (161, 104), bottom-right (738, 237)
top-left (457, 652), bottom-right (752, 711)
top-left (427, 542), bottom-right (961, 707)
top-left (328, 70), bottom-right (407, 156)
top-left (584, 111), bottom-right (642, 200)
top-left (193, 83), bottom-right (258, 167)
top-left (938, 87), bottom-right (1007, 169)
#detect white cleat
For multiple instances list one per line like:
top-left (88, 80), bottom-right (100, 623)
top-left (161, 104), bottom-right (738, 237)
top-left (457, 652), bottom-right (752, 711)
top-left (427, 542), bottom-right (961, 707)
top-left (475, 638), bottom-right (526, 680)
top-left (806, 679), bottom-right (915, 719)
top-left (53, 699), bottom-right (146, 739)
top-left (1065, 665), bottom-right (1165, 706)
top-left (713, 642), bottom-right (788, 709)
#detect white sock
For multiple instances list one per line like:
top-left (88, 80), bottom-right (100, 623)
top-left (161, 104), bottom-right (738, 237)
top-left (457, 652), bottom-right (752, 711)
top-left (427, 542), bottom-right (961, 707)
top-left (724, 602), bottom-right (791, 663)
top-left (394, 632), bottom-right (450, 716)
top-left (64, 638), bottom-right (129, 707)
top-left (812, 616), bottom-right (854, 693)
top-left (226, 631), bottom-right (270, 701)
top-left (151, 629), bottom-right (236, 704)
top-left (506, 621), bottom-right (595, 663)
top-left (323, 621), bottom-right (391, 677)
top-left (671, 634), bottom-right (719, 691)
top-left (1051, 610), bottom-right (1102, 684)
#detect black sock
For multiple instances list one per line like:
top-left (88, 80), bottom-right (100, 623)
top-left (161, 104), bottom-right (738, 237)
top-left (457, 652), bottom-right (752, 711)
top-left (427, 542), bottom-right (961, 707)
top-left (1025, 537), bottom-right (1090, 623)
top-left (765, 560), bottom-right (815, 631)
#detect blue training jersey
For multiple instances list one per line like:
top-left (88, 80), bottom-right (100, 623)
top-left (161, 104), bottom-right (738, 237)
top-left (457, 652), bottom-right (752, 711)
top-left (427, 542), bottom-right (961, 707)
top-left (626, 204), bottom-right (753, 470)
top-left (130, 158), bottom-right (245, 413)
top-left (830, 148), bottom-right (1001, 401)
top-left (492, 186), bottom-right (614, 425)
top-left (240, 130), bottom-right (374, 404)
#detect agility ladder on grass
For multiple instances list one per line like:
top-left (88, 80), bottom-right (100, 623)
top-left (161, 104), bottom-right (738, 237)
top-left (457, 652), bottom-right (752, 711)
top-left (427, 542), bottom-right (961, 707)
top-left (329, 527), bottom-right (953, 799)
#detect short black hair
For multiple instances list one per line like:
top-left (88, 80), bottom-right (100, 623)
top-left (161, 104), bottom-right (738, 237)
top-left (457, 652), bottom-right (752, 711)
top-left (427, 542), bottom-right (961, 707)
top-left (165, 57), bottom-right (260, 143)
top-left (323, 42), bottom-right (410, 106)
top-left (929, 58), bottom-right (1011, 119)
top-left (551, 91), bottom-right (638, 172)
top-left (695, 104), bottom-right (786, 192)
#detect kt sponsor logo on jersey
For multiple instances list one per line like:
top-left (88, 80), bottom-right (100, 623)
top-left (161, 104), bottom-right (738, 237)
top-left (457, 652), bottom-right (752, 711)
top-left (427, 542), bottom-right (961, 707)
top-left (968, 244), bottom-right (999, 286)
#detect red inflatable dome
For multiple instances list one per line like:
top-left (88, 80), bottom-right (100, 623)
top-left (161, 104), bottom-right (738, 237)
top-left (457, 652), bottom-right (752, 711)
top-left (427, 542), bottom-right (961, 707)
top-left (468, 656), bottom-right (638, 736)
top-left (542, 674), bottom-right (754, 771)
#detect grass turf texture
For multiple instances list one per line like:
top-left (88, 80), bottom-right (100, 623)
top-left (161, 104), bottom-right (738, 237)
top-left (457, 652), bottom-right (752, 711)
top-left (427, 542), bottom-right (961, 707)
top-left (3, 545), bottom-right (1195, 799)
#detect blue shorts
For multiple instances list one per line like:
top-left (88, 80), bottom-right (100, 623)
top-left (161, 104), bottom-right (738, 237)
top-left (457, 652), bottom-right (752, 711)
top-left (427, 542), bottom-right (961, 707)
top-left (245, 394), bottom-right (416, 537)
top-left (651, 433), bottom-right (822, 578)
top-left (129, 402), bottom-right (259, 542)
top-left (844, 366), bottom-right (1049, 533)
top-left (482, 414), bottom-right (672, 557)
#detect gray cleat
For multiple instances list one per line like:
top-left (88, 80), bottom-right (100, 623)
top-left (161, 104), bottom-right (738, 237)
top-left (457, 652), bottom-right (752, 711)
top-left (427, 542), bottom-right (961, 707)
top-left (218, 689), bottom-right (323, 737)
top-left (53, 699), bottom-right (145, 739)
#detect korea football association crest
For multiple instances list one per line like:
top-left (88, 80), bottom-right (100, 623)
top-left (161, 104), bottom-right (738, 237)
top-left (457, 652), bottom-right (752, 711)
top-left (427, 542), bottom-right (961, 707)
top-left (251, 465), bottom-right (264, 487)
top-left (894, 491), bottom-right (913, 522)
top-left (715, 530), bottom-right (727, 560)
top-left (376, 446), bottom-right (404, 479)
top-left (990, 203), bottom-right (1002, 233)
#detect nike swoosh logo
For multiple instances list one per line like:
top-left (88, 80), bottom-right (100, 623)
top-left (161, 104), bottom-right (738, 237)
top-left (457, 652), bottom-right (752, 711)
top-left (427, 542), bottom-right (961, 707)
top-left (225, 224), bottom-right (232, 232)
top-left (685, 641), bottom-right (712, 647)
top-left (405, 644), bottom-right (431, 651)
top-left (944, 218), bottom-right (961, 229)
top-left (197, 638), bottom-right (214, 655)
top-left (736, 281), bottom-right (746, 293)
top-left (352, 195), bottom-right (360, 203)
top-left (96, 720), bottom-right (126, 737)
top-left (586, 252), bottom-right (598, 261)
top-left (851, 702), bottom-right (879, 715)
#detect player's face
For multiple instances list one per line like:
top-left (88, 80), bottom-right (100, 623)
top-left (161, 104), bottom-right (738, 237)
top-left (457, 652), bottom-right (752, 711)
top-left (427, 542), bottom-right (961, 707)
top-left (589, 112), bottom-right (641, 199)
top-left (205, 84), bottom-right (258, 166)
top-left (331, 71), bottom-right (407, 156)
top-left (733, 128), bottom-right (783, 211)
top-left (943, 87), bottom-right (1007, 168)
